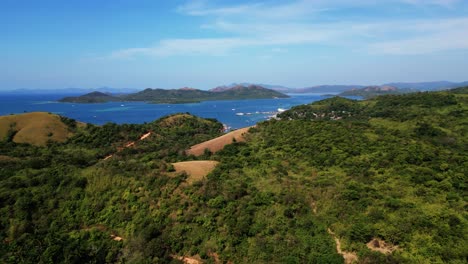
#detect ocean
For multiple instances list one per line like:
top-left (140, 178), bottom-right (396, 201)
top-left (0, 93), bottom-right (346, 129)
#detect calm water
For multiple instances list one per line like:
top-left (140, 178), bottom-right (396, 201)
top-left (0, 93), bottom-right (345, 129)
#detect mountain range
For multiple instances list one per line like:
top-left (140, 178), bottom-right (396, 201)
top-left (3, 81), bottom-right (467, 95)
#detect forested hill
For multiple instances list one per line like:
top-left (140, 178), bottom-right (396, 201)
top-left (59, 85), bottom-right (289, 104)
top-left (1, 88), bottom-right (467, 263)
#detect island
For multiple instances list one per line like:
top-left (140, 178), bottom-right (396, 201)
top-left (59, 85), bottom-right (289, 104)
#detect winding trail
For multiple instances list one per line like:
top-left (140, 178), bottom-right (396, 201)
top-left (327, 228), bottom-right (358, 264)
top-left (102, 131), bottom-right (152, 161)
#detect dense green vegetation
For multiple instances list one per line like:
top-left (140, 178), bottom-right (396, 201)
top-left (59, 85), bottom-right (289, 104)
top-left (1, 89), bottom-right (467, 263)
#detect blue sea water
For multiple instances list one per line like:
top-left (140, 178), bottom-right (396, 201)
top-left (0, 93), bottom-right (346, 129)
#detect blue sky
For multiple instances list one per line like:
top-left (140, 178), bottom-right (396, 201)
top-left (1, 0), bottom-right (468, 90)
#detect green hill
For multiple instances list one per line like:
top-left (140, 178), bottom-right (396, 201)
top-left (1, 88), bottom-right (467, 263)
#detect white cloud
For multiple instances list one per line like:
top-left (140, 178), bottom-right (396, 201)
top-left (105, 1), bottom-right (468, 59)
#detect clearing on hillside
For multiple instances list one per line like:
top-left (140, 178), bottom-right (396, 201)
top-left (172, 160), bottom-right (219, 184)
top-left (366, 238), bottom-right (398, 255)
top-left (0, 112), bottom-right (77, 146)
top-left (186, 127), bottom-right (251, 156)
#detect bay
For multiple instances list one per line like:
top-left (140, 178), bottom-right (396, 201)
top-left (0, 93), bottom-right (347, 129)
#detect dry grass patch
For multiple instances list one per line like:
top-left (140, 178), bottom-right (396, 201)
top-left (171, 255), bottom-right (203, 264)
top-left (0, 112), bottom-right (74, 146)
top-left (366, 238), bottom-right (398, 255)
top-left (172, 160), bottom-right (219, 184)
top-left (186, 127), bottom-right (251, 156)
top-left (0, 155), bottom-right (18, 162)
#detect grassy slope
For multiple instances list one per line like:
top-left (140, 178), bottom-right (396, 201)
top-left (171, 160), bottom-right (219, 184)
top-left (186, 127), bottom-right (251, 156)
top-left (0, 112), bottom-right (73, 146)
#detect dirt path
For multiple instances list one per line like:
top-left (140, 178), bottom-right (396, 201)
top-left (327, 228), bottom-right (358, 264)
top-left (186, 127), bottom-right (251, 156)
top-left (102, 131), bottom-right (152, 161)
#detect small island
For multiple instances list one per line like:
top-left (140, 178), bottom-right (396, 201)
top-left (59, 85), bottom-right (289, 104)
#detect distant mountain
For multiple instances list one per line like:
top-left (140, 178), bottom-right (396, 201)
top-left (59, 85), bottom-right (289, 104)
top-left (213, 83), bottom-right (295, 93)
top-left (291, 85), bottom-right (365, 93)
top-left (59, 91), bottom-right (122, 103)
top-left (2, 87), bottom-right (138, 95)
top-left (338, 85), bottom-right (415, 98)
top-left (209, 84), bottom-right (289, 99)
top-left (383, 81), bottom-right (468, 91)
top-left (213, 83), bottom-right (366, 93)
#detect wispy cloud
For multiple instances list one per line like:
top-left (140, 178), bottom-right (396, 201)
top-left (177, 0), bottom-right (326, 20)
top-left (109, 38), bottom-right (251, 58)
top-left (105, 0), bottom-right (468, 59)
top-left (401, 0), bottom-right (461, 8)
top-left (369, 27), bottom-right (468, 54)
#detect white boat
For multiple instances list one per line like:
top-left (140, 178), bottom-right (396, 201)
top-left (277, 108), bottom-right (287, 112)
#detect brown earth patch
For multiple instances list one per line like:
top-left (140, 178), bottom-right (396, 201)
top-left (366, 238), bottom-right (398, 255)
top-left (172, 160), bottom-right (219, 184)
top-left (172, 255), bottom-right (203, 264)
top-left (110, 235), bottom-right (123, 241)
top-left (0, 155), bottom-right (18, 162)
top-left (186, 127), bottom-right (251, 156)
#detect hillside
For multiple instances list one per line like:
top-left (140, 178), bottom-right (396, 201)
top-left (0, 112), bottom-right (80, 146)
top-left (338, 85), bottom-right (415, 98)
top-left (384, 81), bottom-right (468, 91)
top-left (60, 85), bottom-right (289, 104)
top-left (186, 126), bottom-right (251, 156)
top-left (1, 88), bottom-right (467, 263)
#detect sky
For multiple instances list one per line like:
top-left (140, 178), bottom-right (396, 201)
top-left (1, 0), bottom-right (468, 90)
